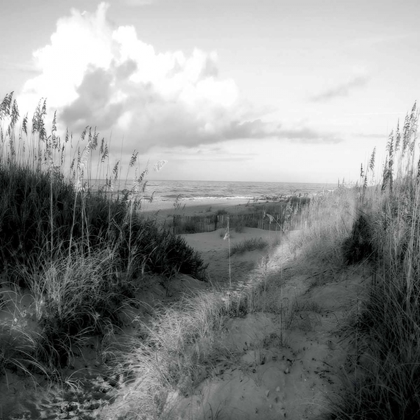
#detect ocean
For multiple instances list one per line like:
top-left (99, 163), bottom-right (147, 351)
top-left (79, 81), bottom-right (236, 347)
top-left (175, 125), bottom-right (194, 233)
top-left (93, 179), bottom-right (337, 208)
top-left (145, 180), bottom-right (336, 202)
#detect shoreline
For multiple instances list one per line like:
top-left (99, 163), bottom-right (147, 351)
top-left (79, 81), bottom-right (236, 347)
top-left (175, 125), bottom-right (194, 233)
top-left (140, 195), bottom-right (311, 220)
top-left (140, 197), bottom-right (253, 219)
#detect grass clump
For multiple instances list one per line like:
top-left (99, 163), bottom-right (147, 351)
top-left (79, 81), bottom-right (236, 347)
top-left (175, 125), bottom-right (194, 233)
top-left (230, 237), bottom-right (269, 256)
top-left (22, 250), bottom-right (125, 368)
top-left (342, 210), bottom-right (375, 264)
top-left (0, 164), bottom-right (207, 284)
top-left (216, 209), bottom-right (229, 216)
top-left (231, 217), bottom-right (246, 233)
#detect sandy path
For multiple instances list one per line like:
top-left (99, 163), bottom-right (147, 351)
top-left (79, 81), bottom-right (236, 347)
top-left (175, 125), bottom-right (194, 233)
top-left (164, 230), bottom-right (369, 420)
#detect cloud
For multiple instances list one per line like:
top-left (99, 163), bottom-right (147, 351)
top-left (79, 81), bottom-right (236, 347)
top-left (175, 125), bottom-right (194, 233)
top-left (157, 146), bottom-right (254, 162)
top-left (0, 58), bottom-right (39, 74)
top-left (352, 132), bottom-right (386, 139)
top-left (349, 33), bottom-right (413, 49)
top-left (19, 2), bottom-right (340, 153)
top-left (124, 0), bottom-right (155, 5)
top-left (222, 120), bottom-right (342, 143)
top-left (277, 127), bottom-right (342, 143)
top-left (345, 111), bottom-right (405, 116)
top-left (311, 75), bottom-right (369, 102)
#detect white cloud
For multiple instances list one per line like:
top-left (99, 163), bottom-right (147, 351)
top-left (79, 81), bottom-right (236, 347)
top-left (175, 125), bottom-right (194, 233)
top-left (19, 2), bottom-right (340, 154)
top-left (310, 74), bottom-right (370, 102)
top-left (124, 0), bottom-right (155, 5)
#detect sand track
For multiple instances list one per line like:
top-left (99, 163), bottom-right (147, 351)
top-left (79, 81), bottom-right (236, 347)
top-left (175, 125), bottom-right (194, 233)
top-left (162, 230), bottom-right (369, 420)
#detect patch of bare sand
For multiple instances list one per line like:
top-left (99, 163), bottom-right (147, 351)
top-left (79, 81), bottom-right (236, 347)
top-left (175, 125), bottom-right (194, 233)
top-left (162, 233), bottom-right (371, 420)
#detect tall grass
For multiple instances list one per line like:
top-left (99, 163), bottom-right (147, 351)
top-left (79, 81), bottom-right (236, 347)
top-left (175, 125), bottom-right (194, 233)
top-left (329, 103), bottom-right (420, 419)
top-left (0, 92), bottom-right (207, 381)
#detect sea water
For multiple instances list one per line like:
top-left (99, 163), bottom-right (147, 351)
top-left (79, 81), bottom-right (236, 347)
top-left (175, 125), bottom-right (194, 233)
top-left (90, 179), bottom-right (336, 206)
top-left (146, 180), bottom-right (336, 203)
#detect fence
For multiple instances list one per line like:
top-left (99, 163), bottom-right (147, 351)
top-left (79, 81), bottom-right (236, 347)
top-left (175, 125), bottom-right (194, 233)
top-left (170, 212), bottom-right (298, 234)
top-left (163, 197), bottom-right (310, 235)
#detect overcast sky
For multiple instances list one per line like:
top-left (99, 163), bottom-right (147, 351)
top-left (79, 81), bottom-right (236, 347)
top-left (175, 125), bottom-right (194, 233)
top-left (1, 0), bottom-right (419, 183)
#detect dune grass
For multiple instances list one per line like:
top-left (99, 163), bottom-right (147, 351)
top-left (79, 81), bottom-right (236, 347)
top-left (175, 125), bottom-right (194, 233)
top-left (326, 103), bottom-right (420, 419)
top-left (0, 92), bottom-right (207, 386)
top-left (230, 237), bottom-right (269, 256)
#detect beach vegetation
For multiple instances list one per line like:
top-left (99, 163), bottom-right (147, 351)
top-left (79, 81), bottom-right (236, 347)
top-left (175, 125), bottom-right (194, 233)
top-left (341, 210), bottom-right (375, 264)
top-left (326, 103), bottom-right (420, 419)
top-left (230, 237), bottom-right (269, 256)
top-left (181, 218), bottom-right (201, 233)
top-left (216, 208), bottom-right (229, 216)
top-left (0, 92), bottom-right (207, 391)
top-left (231, 217), bottom-right (246, 233)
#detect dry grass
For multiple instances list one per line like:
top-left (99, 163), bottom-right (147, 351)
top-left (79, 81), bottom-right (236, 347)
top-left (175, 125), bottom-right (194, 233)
top-left (0, 92), bottom-right (207, 417)
top-left (326, 103), bottom-right (420, 419)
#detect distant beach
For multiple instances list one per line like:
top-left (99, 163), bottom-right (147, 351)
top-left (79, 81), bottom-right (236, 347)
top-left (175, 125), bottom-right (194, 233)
top-left (91, 179), bottom-right (337, 216)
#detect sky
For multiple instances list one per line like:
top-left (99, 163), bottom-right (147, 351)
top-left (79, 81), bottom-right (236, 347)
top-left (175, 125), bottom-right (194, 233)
top-left (1, 0), bottom-right (419, 183)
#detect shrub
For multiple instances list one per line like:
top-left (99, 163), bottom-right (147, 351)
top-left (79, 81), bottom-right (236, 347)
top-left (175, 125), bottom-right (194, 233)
top-left (182, 219), bottom-right (200, 234)
top-left (342, 211), bottom-right (375, 264)
top-left (0, 165), bottom-right (207, 284)
top-left (232, 217), bottom-right (246, 233)
top-left (230, 237), bottom-right (268, 256)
